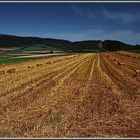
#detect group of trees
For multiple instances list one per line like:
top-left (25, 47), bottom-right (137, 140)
top-left (0, 34), bottom-right (140, 53)
top-left (102, 40), bottom-right (133, 51)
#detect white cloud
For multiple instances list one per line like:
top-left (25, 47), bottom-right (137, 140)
top-left (102, 8), bottom-right (137, 24)
top-left (70, 5), bottom-right (140, 25)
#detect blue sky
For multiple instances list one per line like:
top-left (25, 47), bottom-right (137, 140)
top-left (0, 3), bottom-right (140, 44)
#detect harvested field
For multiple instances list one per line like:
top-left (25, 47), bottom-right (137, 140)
top-left (16, 53), bottom-right (65, 58)
top-left (0, 52), bottom-right (140, 138)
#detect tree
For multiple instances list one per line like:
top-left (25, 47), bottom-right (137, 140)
top-left (49, 50), bottom-right (53, 54)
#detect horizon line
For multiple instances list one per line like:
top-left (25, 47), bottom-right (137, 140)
top-left (0, 33), bottom-right (139, 45)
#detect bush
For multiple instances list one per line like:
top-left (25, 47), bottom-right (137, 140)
top-left (49, 50), bottom-right (54, 54)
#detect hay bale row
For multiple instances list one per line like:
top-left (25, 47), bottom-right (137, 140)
top-left (7, 69), bottom-right (16, 74)
top-left (0, 68), bottom-right (16, 76)
top-left (46, 61), bottom-right (52, 64)
top-left (111, 58), bottom-right (125, 66)
top-left (117, 62), bottom-right (125, 66)
top-left (105, 54), bottom-right (110, 58)
top-left (124, 54), bottom-right (138, 59)
top-left (65, 57), bottom-right (70, 60)
top-left (125, 54), bottom-right (131, 57)
top-left (65, 55), bottom-right (77, 59)
top-left (53, 59), bottom-right (62, 63)
top-left (112, 58), bottom-right (117, 62)
top-left (109, 56), bottom-right (125, 66)
top-left (36, 64), bottom-right (43, 67)
top-left (27, 64), bottom-right (43, 69)
top-left (133, 70), bottom-right (140, 77)
top-left (0, 70), bottom-right (5, 75)
top-left (46, 59), bottom-right (62, 65)
top-left (132, 56), bottom-right (137, 59)
top-left (28, 66), bottom-right (34, 68)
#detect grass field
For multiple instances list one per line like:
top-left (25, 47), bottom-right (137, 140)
top-left (0, 52), bottom-right (140, 138)
top-left (0, 57), bottom-right (35, 64)
top-left (0, 53), bottom-right (67, 64)
top-left (0, 44), bottom-right (67, 65)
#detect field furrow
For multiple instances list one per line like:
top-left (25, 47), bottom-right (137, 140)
top-left (0, 52), bottom-right (139, 138)
top-left (0, 55), bottom-right (86, 98)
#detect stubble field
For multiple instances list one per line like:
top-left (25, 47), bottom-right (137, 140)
top-left (0, 51), bottom-right (140, 138)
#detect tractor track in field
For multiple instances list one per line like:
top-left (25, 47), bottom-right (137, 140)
top-left (88, 55), bottom-right (96, 81)
top-left (50, 56), bottom-right (91, 94)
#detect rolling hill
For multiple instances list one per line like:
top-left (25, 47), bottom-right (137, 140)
top-left (0, 34), bottom-right (140, 53)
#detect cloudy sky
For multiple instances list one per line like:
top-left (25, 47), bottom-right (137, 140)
top-left (0, 3), bottom-right (140, 44)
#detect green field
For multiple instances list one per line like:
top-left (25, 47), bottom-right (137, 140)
top-left (0, 57), bottom-right (34, 64)
top-left (0, 53), bottom-right (70, 65)
top-left (0, 44), bottom-right (66, 64)
top-left (2, 44), bottom-right (63, 55)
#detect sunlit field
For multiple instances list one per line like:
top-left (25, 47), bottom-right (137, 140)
top-left (0, 51), bottom-right (140, 138)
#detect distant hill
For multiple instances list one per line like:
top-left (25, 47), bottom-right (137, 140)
top-left (102, 40), bottom-right (135, 51)
top-left (0, 34), bottom-right (45, 47)
top-left (0, 34), bottom-right (71, 52)
top-left (0, 34), bottom-right (140, 53)
top-left (69, 40), bottom-right (102, 52)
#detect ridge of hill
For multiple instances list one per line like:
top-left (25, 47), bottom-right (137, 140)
top-left (0, 34), bottom-right (140, 53)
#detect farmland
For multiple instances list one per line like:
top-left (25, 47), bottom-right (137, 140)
top-left (0, 43), bottom-right (67, 64)
top-left (0, 51), bottom-right (140, 138)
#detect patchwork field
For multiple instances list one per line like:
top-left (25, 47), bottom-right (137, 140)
top-left (0, 52), bottom-right (140, 138)
top-left (0, 44), bottom-right (66, 65)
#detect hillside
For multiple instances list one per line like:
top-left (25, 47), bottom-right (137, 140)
top-left (5, 44), bottom-right (64, 55)
top-left (0, 34), bottom-right (71, 53)
top-left (102, 40), bottom-right (136, 51)
top-left (0, 34), bottom-right (45, 47)
top-left (70, 40), bottom-right (102, 52)
top-left (0, 34), bottom-right (140, 53)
